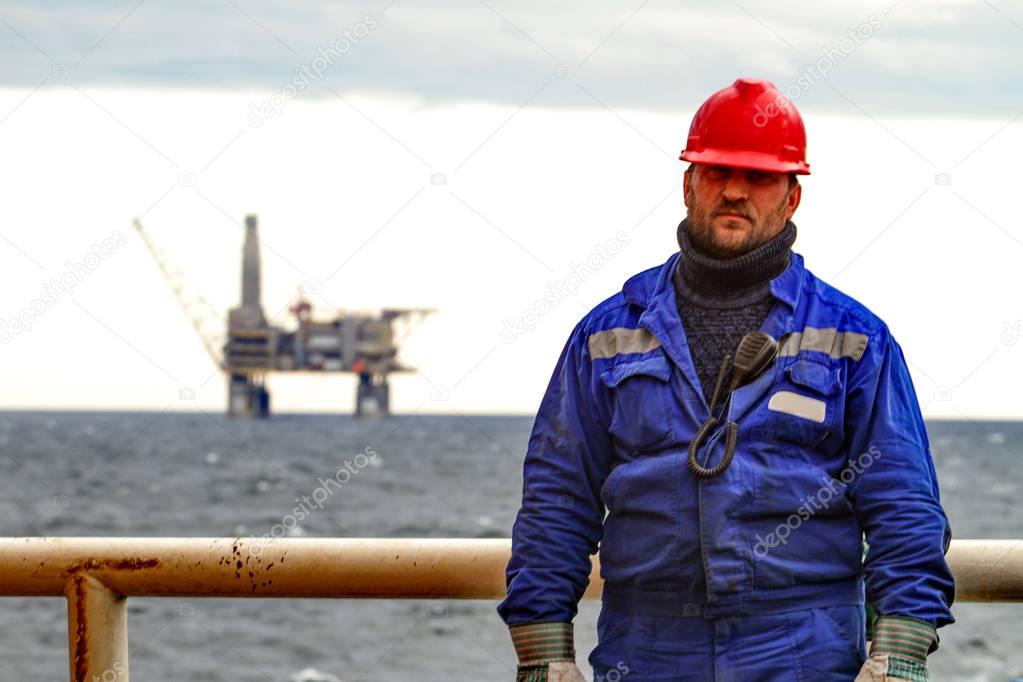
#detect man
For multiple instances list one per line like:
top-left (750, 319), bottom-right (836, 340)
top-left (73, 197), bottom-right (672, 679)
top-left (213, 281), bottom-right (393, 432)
top-left (497, 78), bottom-right (955, 681)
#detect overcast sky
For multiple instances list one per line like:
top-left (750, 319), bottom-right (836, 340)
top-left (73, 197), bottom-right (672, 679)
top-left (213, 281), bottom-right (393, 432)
top-left (1, 0), bottom-right (1022, 116)
top-left (0, 1), bottom-right (1020, 419)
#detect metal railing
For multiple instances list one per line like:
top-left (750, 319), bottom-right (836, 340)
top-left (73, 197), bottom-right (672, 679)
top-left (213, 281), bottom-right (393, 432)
top-left (0, 537), bottom-right (1019, 681)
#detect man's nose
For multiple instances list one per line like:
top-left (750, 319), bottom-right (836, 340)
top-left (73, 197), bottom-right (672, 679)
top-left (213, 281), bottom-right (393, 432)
top-left (722, 172), bottom-right (750, 201)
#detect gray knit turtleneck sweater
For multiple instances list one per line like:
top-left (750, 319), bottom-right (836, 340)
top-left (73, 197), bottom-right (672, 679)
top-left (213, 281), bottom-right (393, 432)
top-left (673, 217), bottom-right (797, 406)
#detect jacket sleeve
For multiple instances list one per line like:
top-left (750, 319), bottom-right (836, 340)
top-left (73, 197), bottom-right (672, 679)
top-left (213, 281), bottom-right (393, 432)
top-left (843, 324), bottom-right (956, 641)
top-left (497, 318), bottom-right (614, 628)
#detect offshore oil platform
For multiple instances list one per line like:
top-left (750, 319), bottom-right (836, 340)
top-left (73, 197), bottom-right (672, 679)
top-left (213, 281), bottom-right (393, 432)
top-left (133, 214), bottom-right (431, 418)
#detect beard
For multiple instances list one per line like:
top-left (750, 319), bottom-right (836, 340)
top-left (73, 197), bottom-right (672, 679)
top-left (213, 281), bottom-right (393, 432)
top-left (685, 188), bottom-right (790, 259)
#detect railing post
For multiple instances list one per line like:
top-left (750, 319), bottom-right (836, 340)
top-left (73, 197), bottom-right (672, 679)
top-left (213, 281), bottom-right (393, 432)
top-left (65, 574), bottom-right (129, 682)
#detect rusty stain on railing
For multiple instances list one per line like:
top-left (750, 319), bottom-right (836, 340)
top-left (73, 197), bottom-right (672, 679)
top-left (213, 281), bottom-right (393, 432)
top-left (69, 574), bottom-right (88, 682)
top-left (0, 537), bottom-right (1017, 681)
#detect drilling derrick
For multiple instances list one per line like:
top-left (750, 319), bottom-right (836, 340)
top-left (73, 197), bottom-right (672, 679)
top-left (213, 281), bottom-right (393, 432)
top-left (226, 215), bottom-right (271, 417)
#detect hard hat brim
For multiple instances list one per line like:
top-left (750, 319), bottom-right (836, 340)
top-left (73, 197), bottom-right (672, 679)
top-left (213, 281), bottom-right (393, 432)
top-left (681, 148), bottom-right (811, 175)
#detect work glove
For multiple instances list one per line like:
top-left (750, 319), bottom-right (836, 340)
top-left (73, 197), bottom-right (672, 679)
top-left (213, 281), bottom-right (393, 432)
top-left (854, 615), bottom-right (937, 681)
top-left (512, 660), bottom-right (585, 682)
top-left (508, 622), bottom-right (584, 682)
top-left (544, 661), bottom-right (587, 681)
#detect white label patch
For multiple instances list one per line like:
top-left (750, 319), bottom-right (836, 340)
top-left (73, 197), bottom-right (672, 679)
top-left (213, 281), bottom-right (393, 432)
top-left (767, 390), bottom-right (826, 423)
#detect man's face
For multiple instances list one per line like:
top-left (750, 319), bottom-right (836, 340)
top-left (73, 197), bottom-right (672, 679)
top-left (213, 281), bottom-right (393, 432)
top-left (683, 164), bottom-right (801, 258)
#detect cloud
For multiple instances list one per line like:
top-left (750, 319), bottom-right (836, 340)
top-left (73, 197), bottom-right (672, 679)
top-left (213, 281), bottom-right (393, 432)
top-left (0, 0), bottom-right (1020, 117)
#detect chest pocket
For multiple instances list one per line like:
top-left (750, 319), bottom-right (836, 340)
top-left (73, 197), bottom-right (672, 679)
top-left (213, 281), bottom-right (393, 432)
top-left (757, 358), bottom-right (841, 449)
top-left (600, 353), bottom-right (675, 453)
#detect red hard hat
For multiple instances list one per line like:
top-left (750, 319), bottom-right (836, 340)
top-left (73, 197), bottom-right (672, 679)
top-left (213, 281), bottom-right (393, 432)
top-left (680, 78), bottom-right (810, 175)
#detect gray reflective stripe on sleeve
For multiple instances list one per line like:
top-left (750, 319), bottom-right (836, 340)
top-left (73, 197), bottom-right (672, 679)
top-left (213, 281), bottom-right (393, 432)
top-left (587, 327), bottom-right (661, 360)
top-left (778, 326), bottom-right (870, 361)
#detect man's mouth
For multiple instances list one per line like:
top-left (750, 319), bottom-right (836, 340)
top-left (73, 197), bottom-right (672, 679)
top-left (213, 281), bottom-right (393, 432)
top-left (717, 211), bottom-right (750, 221)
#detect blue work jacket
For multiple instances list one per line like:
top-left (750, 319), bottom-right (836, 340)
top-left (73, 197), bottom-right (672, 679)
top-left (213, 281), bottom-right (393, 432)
top-left (498, 250), bottom-right (955, 629)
